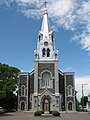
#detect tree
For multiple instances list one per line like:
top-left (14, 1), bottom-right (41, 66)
top-left (81, 96), bottom-right (88, 106)
top-left (0, 63), bottom-right (20, 110)
top-left (76, 99), bottom-right (81, 111)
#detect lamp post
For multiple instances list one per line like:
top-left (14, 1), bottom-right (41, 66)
top-left (82, 84), bottom-right (87, 111)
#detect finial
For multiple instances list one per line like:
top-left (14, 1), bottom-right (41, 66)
top-left (44, 1), bottom-right (47, 8)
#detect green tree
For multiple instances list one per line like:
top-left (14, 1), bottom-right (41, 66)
top-left (0, 63), bottom-right (20, 110)
top-left (81, 96), bottom-right (88, 106)
top-left (76, 99), bottom-right (81, 111)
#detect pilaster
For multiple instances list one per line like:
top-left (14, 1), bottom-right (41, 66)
top-left (34, 61), bottom-right (38, 95)
top-left (55, 60), bottom-right (59, 95)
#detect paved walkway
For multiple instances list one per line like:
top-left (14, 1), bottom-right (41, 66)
top-left (0, 111), bottom-right (90, 120)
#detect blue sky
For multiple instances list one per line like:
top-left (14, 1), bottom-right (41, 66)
top-left (0, 0), bottom-right (90, 100)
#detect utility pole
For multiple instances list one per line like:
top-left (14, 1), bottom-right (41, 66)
top-left (82, 84), bottom-right (87, 111)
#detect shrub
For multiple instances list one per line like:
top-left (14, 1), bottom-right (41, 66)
top-left (34, 111), bottom-right (42, 116)
top-left (39, 110), bottom-right (44, 114)
top-left (49, 110), bottom-right (53, 114)
top-left (52, 110), bottom-right (60, 116)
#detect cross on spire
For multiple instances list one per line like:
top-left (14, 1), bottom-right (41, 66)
top-left (44, 1), bottom-right (47, 8)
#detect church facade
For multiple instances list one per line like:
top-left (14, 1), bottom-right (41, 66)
top-left (18, 6), bottom-right (76, 112)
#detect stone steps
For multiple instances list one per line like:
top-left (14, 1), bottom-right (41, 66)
top-left (41, 111), bottom-right (53, 117)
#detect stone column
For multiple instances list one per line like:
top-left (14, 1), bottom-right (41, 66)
top-left (55, 60), bottom-right (60, 111)
top-left (34, 61), bottom-right (38, 95)
top-left (33, 61), bottom-right (38, 111)
top-left (55, 61), bottom-right (59, 95)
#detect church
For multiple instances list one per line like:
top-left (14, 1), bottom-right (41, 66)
top-left (18, 4), bottom-right (76, 112)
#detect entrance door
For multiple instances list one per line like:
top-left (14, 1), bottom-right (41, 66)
top-left (41, 95), bottom-right (51, 111)
top-left (44, 100), bottom-right (49, 111)
top-left (68, 102), bottom-right (72, 111)
top-left (21, 102), bottom-right (25, 110)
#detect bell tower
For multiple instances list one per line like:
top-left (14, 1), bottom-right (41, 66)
top-left (35, 1), bottom-right (58, 61)
top-left (33, 2), bottom-right (60, 111)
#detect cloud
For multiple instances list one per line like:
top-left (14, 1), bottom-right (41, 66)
top-left (0, 0), bottom-right (90, 53)
top-left (63, 67), bottom-right (73, 71)
top-left (72, 0), bottom-right (90, 53)
top-left (0, 0), bottom-right (14, 7)
top-left (75, 75), bottom-right (90, 100)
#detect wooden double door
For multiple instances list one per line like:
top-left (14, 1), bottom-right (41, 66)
top-left (42, 99), bottom-right (50, 111)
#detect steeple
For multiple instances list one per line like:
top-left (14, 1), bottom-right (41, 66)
top-left (34, 1), bottom-right (58, 61)
top-left (41, 1), bottom-right (50, 39)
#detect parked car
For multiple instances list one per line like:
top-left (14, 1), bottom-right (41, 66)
top-left (0, 107), bottom-right (4, 114)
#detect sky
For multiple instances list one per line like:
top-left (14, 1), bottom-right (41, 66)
top-left (0, 0), bottom-right (90, 100)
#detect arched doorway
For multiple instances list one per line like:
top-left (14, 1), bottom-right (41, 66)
top-left (68, 102), bottom-right (72, 111)
top-left (21, 101), bottom-right (25, 110)
top-left (41, 95), bottom-right (51, 111)
top-left (44, 99), bottom-right (49, 111)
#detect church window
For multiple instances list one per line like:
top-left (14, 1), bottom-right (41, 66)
top-left (39, 35), bottom-right (41, 41)
top-left (42, 72), bottom-right (50, 87)
top-left (68, 85), bottom-right (72, 96)
top-left (42, 48), bottom-right (45, 57)
top-left (47, 48), bottom-right (50, 57)
top-left (21, 85), bottom-right (25, 96)
top-left (38, 34), bottom-right (43, 41)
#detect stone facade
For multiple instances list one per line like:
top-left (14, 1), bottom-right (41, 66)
top-left (18, 70), bottom-right (76, 111)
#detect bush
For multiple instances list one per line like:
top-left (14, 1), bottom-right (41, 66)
top-left (52, 111), bottom-right (60, 116)
top-left (49, 110), bottom-right (53, 114)
top-left (39, 110), bottom-right (44, 114)
top-left (34, 111), bottom-right (42, 116)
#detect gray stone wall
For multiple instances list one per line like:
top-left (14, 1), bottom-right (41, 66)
top-left (38, 63), bottom-right (55, 94)
top-left (67, 97), bottom-right (74, 103)
top-left (59, 72), bottom-right (65, 110)
top-left (38, 63), bottom-right (55, 77)
top-left (18, 73), bottom-right (29, 110)
top-left (66, 75), bottom-right (74, 87)
top-left (64, 73), bottom-right (76, 111)
top-left (29, 73), bottom-right (34, 94)
top-left (19, 75), bottom-right (28, 87)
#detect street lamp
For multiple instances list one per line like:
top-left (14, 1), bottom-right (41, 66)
top-left (82, 84), bottom-right (87, 111)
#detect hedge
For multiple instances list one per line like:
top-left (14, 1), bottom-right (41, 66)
top-left (52, 110), bottom-right (60, 116)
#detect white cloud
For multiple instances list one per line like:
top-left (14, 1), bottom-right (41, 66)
top-left (48, 0), bottom-right (73, 17)
top-left (63, 67), bottom-right (73, 71)
top-left (0, 0), bottom-right (90, 53)
top-left (0, 0), bottom-right (14, 7)
top-left (72, 0), bottom-right (90, 53)
top-left (75, 75), bottom-right (90, 100)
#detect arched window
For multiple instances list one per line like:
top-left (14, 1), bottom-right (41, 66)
top-left (21, 85), bottom-right (25, 96)
top-left (47, 48), bottom-right (50, 57)
top-left (42, 72), bottom-right (50, 87)
top-left (68, 85), bottom-right (72, 96)
top-left (39, 35), bottom-right (41, 41)
top-left (38, 33), bottom-right (43, 41)
top-left (42, 48), bottom-right (45, 57)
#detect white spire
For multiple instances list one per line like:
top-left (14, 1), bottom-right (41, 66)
top-left (41, 1), bottom-right (50, 38)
